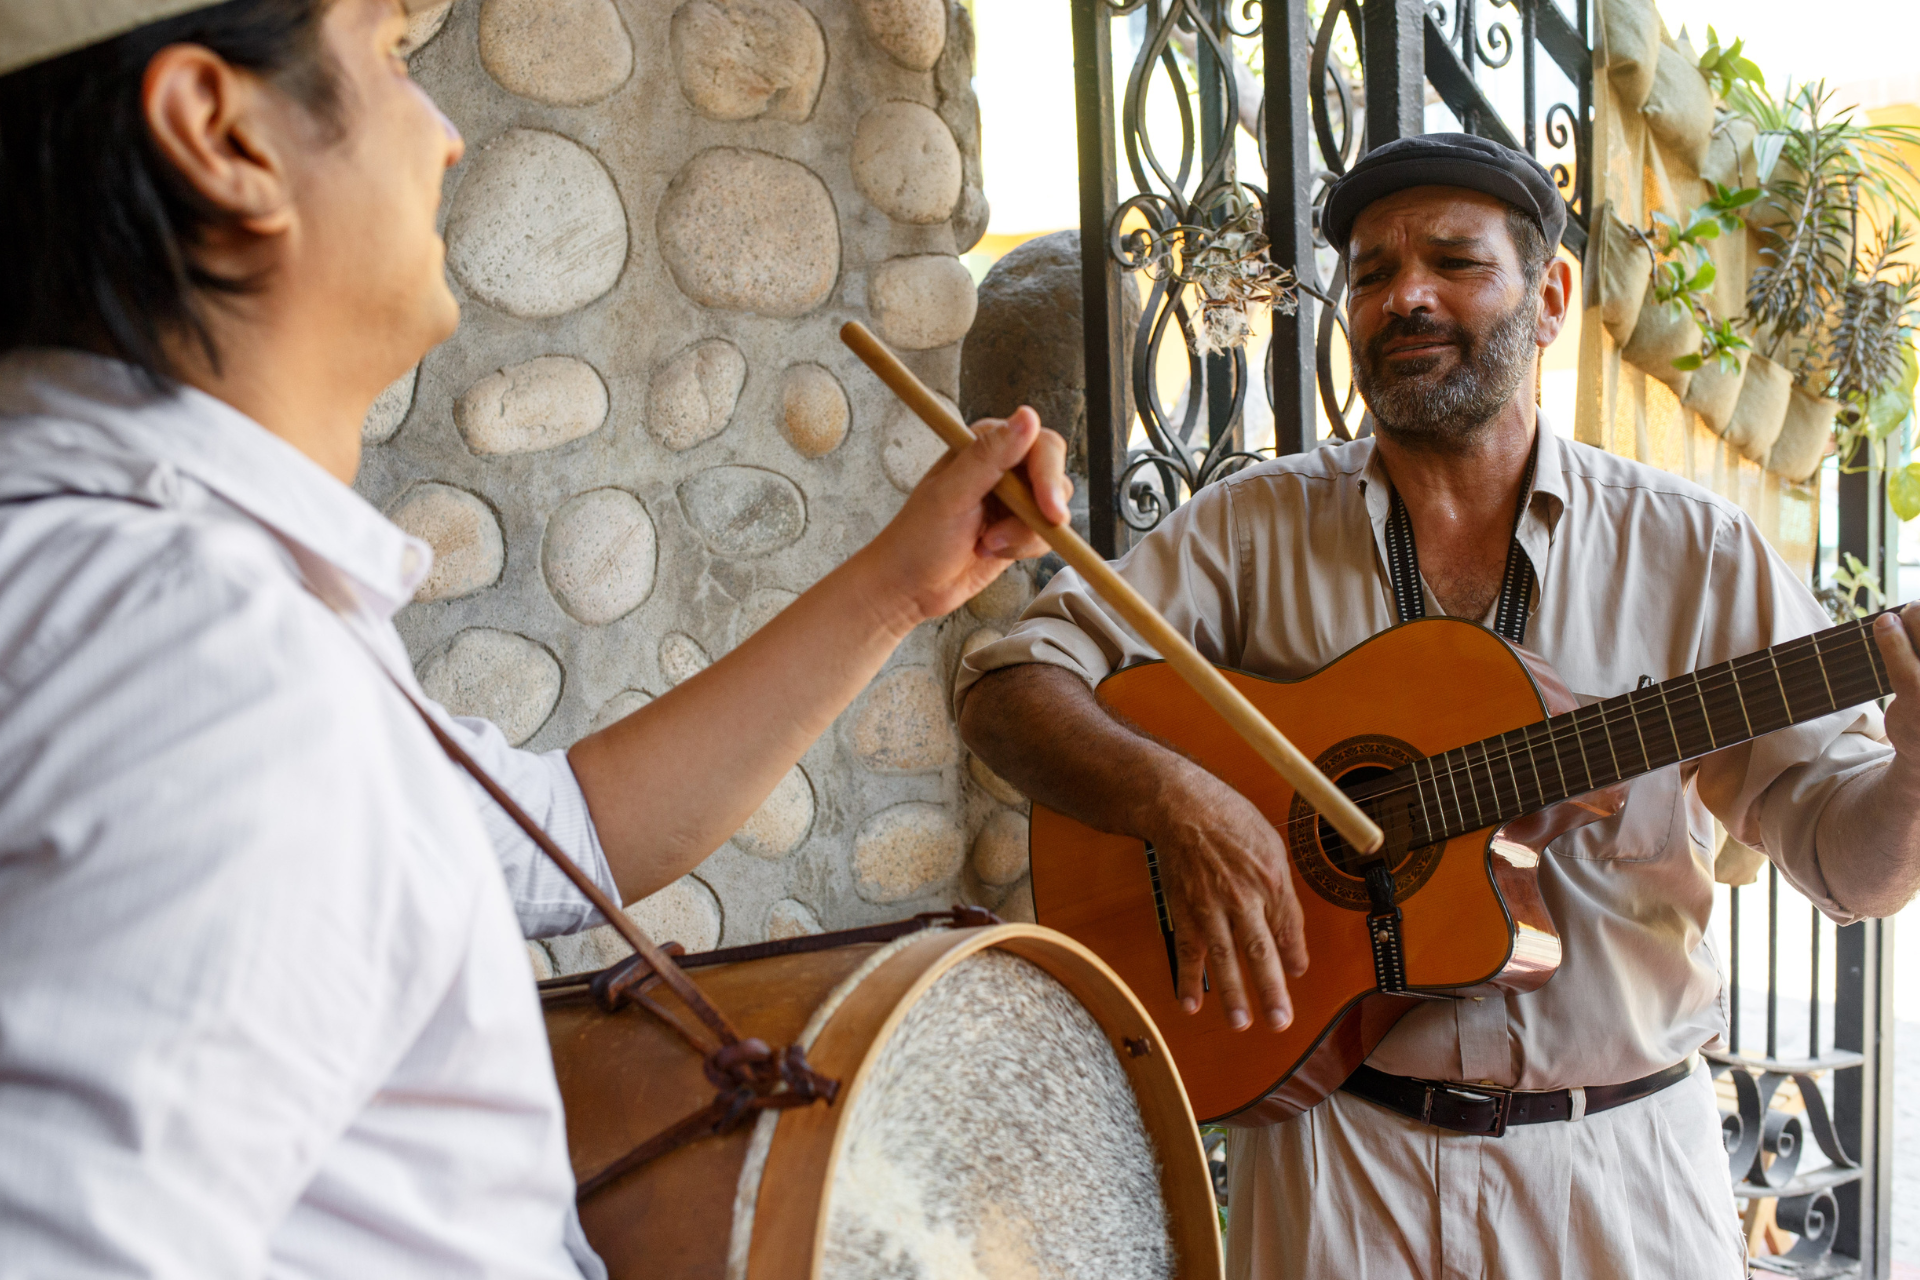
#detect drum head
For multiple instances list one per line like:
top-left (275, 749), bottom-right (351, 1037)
top-left (820, 949), bottom-right (1175, 1279)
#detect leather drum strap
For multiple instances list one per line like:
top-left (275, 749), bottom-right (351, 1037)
top-left (1381, 439), bottom-right (1539, 645)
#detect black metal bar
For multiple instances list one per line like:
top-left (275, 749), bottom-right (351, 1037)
top-left (1810, 901), bottom-right (1821, 1056)
top-left (1196, 0), bottom-right (1238, 459)
top-left (1520, 0), bottom-right (1537, 155)
top-left (1422, 15), bottom-right (1523, 152)
top-left (1730, 883), bottom-right (1742, 1052)
top-left (1767, 862), bottom-right (1779, 1061)
top-left (1362, 0), bottom-right (1426, 150)
top-left (1073, 0), bottom-right (1128, 558)
top-left (1264, 0), bottom-right (1317, 455)
top-left (1531, 0), bottom-right (1587, 84)
top-left (1833, 918), bottom-right (1891, 1273)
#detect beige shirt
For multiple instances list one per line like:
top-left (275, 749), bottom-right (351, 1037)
top-left (957, 425), bottom-right (1890, 1090)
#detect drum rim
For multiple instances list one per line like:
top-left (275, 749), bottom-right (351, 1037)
top-left (743, 922), bottom-right (1223, 1280)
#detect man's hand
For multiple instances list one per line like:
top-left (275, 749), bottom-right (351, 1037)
top-left (1874, 603), bottom-right (1920, 762)
top-left (1145, 759), bottom-right (1311, 1032)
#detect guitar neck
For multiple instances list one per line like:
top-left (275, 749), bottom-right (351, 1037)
top-left (1365, 611), bottom-right (1895, 850)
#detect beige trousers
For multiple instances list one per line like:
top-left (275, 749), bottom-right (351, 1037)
top-left (1224, 1064), bottom-right (1748, 1279)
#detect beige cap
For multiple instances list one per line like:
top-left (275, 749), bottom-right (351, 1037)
top-left (2, 0), bottom-right (437, 78)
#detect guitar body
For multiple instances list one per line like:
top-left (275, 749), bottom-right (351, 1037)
top-left (1030, 618), bottom-right (1600, 1126)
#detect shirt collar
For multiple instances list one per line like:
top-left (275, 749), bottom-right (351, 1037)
top-left (0, 348), bottom-right (430, 619)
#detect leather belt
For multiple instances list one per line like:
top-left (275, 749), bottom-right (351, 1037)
top-left (1339, 1056), bottom-right (1696, 1137)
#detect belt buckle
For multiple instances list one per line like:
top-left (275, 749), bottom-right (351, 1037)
top-left (1427, 1081), bottom-right (1514, 1136)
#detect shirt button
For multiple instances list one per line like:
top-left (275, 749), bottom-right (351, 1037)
top-left (1473, 996), bottom-right (1486, 1002)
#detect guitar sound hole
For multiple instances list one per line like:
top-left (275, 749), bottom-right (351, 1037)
top-left (1317, 765), bottom-right (1397, 878)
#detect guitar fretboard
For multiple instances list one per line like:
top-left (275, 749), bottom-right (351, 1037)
top-left (1319, 611), bottom-right (1894, 862)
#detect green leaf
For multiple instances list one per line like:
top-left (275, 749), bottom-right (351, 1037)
top-left (1892, 464), bottom-right (1920, 522)
top-left (1865, 381), bottom-right (1914, 438)
top-left (1673, 353), bottom-right (1705, 371)
top-left (1689, 261), bottom-right (1718, 290)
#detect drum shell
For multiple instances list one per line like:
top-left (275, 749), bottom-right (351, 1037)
top-left (543, 923), bottom-right (1222, 1279)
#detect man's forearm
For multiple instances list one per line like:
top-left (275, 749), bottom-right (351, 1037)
top-left (1815, 754), bottom-right (1920, 919)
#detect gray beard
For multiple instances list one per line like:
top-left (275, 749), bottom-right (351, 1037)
top-left (1354, 295), bottom-right (1539, 452)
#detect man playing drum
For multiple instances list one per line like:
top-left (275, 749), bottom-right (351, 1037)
top-left (0, 1), bottom-right (1070, 1274)
top-left (959, 134), bottom-right (1920, 1278)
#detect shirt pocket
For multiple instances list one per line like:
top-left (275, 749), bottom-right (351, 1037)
top-left (1548, 765), bottom-right (1681, 862)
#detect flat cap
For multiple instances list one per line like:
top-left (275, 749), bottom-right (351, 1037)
top-left (1321, 132), bottom-right (1567, 256)
top-left (0, 0), bottom-right (438, 78)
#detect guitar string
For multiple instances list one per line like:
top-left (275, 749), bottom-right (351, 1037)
top-left (1279, 613), bottom-right (1893, 853)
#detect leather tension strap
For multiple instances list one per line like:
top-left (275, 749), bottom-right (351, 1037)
top-left (1381, 439), bottom-right (1539, 645)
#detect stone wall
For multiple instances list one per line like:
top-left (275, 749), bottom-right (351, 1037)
top-left (358, 0), bottom-right (1036, 971)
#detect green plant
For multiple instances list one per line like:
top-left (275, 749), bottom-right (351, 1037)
top-left (1834, 551), bottom-right (1885, 616)
top-left (1696, 27), bottom-right (1765, 101)
top-left (1637, 185), bottom-right (1760, 372)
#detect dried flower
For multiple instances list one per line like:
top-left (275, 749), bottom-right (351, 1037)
top-left (1186, 203), bottom-right (1298, 358)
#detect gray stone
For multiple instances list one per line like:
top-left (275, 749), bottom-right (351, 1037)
top-left (546, 875), bottom-right (724, 973)
top-left (996, 880), bottom-right (1035, 923)
top-left (850, 667), bottom-right (956, 772)
top-left (731, 765), bottom-right (814, 859)
top-left (587, 688), bottom-right (653, 733)
top-left (650, 339), bottom-right (747, 452)
top-left (363, 367), bottom-right (417, 445)
top-left (959, 626), bottom-right (1003, 659)
top-left (969, 754), bottom-right (1027, 807)
top-left (972, 808), bottom-right (1029, 887)
top-left (966, 564), bottom-right (1031, 620)
top-left (778, 363), bottom-right (850, 458)
top-left (418, 628), bottom-right (561, 747)
top-left (765, 898), bottom-right (822, 940)
top-left (869, 254), bottom-right (977, 351)
top-left (933, 3), bottom-right (989, 251)
top-left (542, 488), bottom-right (658, 625)
top-left (388, 483), bottom-right (504, 602)
top-left (678, 466), bottom-right (806, 557)
top-left (402, 0), bottom-right (453, 56)
top-left (856, 0), bottom-right (945, 70)
top-left (526, 940), bottom-right (556, 980)
top-left (478, 0), bottom-right (633, 106)
top-left (853, 802), bottom-right (964, 903)
top-left (446, 129), bottom-right (628, 319)
top-left (961, 230), bottom-right (1140, 478)
top-left (852, 101), bottom-right (962, 225)
top-left (455, 355), bottom-right (609, 456)
top-left (659, 632), bottom-right (710, 686)
top-left (656, 148), bottom-right (840, 318)
top-left (880, 392), bottom-right (956, 492)
top-left (670, 0), bottom-right (826, 123)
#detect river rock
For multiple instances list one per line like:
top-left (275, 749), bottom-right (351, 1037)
top-left (546, 876), bottom-right (724, 972)
top-left (996, 881), bottom-right (1035, 923)
top-left (678, 465), bottom-right (806, 557)
top-left (966, 564), bottom-right (1031, 620)
top-left (388, 483), bottom-right (504, 602)
top-left (446, 129), bottom-right (628, 319)
top-left (362, 367), bottom-right (417, 445)
top-left (765, 898), bottom-right (822, 940)
top-left (542, 488), bottom-right (658, 625)
top-left (971, 808), bottom-right (1029, 886)
top-left (778, 363), bottom-right (849, 457)
top-left (659, 632), bottom-right (710, 685)
top-left (869, 254), bottom-right (977, 351)
top-left (852, 802), bottom-right (964, 903)
top-left (656, 148), bottom-right (840, 317)
top-left (479, 0), bottom-right (633, 106)
top-left (880, 392), bottom-right (957, 492)
top-left (455, 355), bottom-right (609, 456)
top-left (418, 628), bottom-right (561, 746)
top-left (852, 101), bottom-right (963, 225)
top-left (856, 0), bottom-right (945, 70)
top-left (402, 0), bottom-right (453, 56)
top-left (731, 765), bottom-right (814, 859)
top-left (969, 754), bottom-right (1027, 807)
top-left (850, 667), bottom-right (955, 772)
top-left (671, 0), bottom-right (826, 123)
top-left (587, 688), bottom-right (653, 733)
top-left (650, 339), bottom-right (746, 451)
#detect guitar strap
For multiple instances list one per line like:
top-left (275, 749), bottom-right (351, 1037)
top-left (1381, 439), bottom-right (1539, 645)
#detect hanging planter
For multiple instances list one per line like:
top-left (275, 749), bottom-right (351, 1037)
top-left (1722, 351), bottom-right (1792, 463)
top-left (1766, 385), bottom-right (1840, 481)
top-left (1702, 117), bottom-right (1760, 192)
top-left (1642, 44), bottom-right (1715, 172)
top-left (1599, 0), bottom-right (1662, 111)
top-left (1591, 201), bottom-right (1653, 346)
top-left (1621, 297), bottom-right (1701, 395)
top-left (1682, 349), bottom-right (1747, 436)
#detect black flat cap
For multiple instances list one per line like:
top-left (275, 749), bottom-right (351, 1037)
top-left (1321, 132), bottom-right (1567, 255)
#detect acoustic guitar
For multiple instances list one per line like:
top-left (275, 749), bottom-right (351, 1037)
top-left (1028, 611), bottom-right (1895, 1125)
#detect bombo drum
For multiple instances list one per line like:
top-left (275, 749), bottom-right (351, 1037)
top-left (541, 921), bottom-right (1222, 1279)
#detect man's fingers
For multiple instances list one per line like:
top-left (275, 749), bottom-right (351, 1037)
top-left (1008, 409), bottom-right (1072, 526)
top-left (1174, 928), bottom-right (1210, 1016)
top-left (1269, 887), bottom-right (1310, 978)
top-left (1875, 609), bottom-right (1920, 697)
top-left (1230, 902), bottom-right (1293, 1031)
top-left (978, 512), bottom-right (1048, 560)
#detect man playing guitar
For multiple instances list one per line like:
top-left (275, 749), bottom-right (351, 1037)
top-left (958, 134), bottom-right (1920, 1278)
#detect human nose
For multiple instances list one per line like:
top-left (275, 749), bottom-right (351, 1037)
top-left (1382, 264), bottom-right (1439, 318)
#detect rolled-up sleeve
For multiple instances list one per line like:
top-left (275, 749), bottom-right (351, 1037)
top-left (1691, 514), bottom-right (1891, 923)
top-left (954, 477), bottom-right (1248, 715)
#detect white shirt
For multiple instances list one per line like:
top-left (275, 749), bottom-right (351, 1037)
top-left (959, 426), bottom-right (1891, 1090)
top-left (0, 351), bottom-right (618, 1278)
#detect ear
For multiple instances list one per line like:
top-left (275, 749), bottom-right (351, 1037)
top-left (142, 43), bottom-right (295, 237)
top-left (1534, 255), bottom-right (1574, 346)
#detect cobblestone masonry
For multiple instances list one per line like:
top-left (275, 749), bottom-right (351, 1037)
top-left (360, 0), bottom-right (1029, 968)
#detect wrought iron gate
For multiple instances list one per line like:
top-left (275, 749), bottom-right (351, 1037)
top-left (1070, 2), bottom-right (1898, 1273)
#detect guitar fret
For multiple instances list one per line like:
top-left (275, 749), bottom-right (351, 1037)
top-left (1519, 724), bottom-right (1545, 808)
top-left (1690, 671), bottom-right (1717, 750)
top-left (1657, 684), bottom-right (1683, 759)
top-left (1599, 699), bottom-right (1622, 783)
top-left (1412, 765), bottom-right (1433, 845)
top-left (1478, 742), bottom-right (1501, 824)
top-left (1812, 633), bottom-right (1837, 710)
top-left (1767, 647), bottom-right (1792, 723)
top-left (1856, 618), bottom-right (1888, 697)
top-left (1497, 736), bottom-right (1523, 821)
top-left (1444, 752), bottom-right (1466, 831)
top-left (1727, 660), bottom-right (1754, 737)
top-left (1571, 705), bottom-right (1596, 791)
top-left (1626, 688), bottom-right (1651, 774)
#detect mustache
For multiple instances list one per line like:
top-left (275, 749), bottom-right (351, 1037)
top-left (1364, 314), bottom-right (1469, 368)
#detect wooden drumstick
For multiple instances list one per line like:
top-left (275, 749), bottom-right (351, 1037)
top-left (840, 321), bottom-right (1385, 856)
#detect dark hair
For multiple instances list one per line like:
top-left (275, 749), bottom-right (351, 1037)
top-left (0, 0), bottom-right (341, 386)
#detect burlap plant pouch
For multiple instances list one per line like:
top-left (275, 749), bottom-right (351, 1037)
top-left (1702, 117), bottom-right (1760, 191)
top-left (1599, 0), bottom-right (1662, 111)
top-left (1620, 295), bottom-right (1699, 395)
top-left (1767, 385), bottom-right (1839, 481)
top-left (1724, 352), bottom-right (1792, 462)
top-left (1590, 201), bottom-right (1653, 346)
top-left (1641, 44), bottom-right (1714, 173)
top-left (1681, 350), bottom-right (1746, 437)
